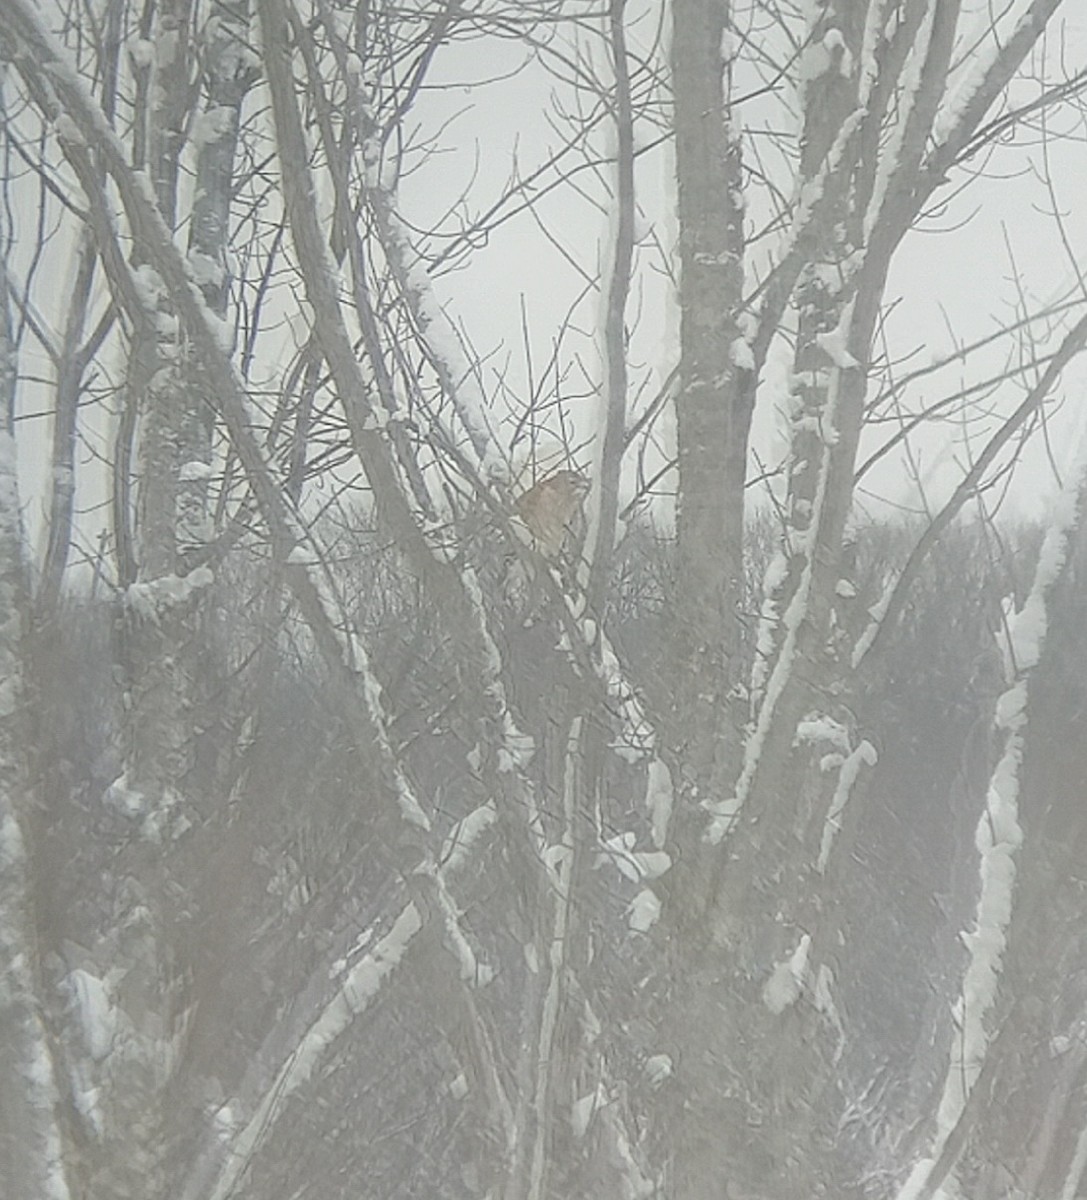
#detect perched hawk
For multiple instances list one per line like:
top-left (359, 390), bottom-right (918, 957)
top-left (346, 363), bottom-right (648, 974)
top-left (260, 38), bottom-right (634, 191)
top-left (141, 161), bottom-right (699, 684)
top-left (514, 469), bottom-right (589, 558)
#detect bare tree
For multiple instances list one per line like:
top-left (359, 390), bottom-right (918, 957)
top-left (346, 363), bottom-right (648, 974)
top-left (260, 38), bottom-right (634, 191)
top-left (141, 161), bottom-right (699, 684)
top-left (1, 1), bottom-right (1087, 1198)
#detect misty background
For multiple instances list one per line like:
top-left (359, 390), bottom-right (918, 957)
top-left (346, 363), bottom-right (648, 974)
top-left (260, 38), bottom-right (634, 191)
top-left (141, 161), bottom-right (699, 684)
top-left (2, 2), bottom-right (1087, 1199)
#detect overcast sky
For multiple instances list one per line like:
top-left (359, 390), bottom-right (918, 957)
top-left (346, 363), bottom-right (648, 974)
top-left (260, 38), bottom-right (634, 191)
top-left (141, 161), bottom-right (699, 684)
top-left (8, 1), bottom-right (1087, 567)
top-left (398, 3), bottom-right (1087, 528)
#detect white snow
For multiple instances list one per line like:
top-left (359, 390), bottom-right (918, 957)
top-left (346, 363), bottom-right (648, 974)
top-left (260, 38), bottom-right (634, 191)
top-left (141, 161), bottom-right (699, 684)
top-left (645, 757), bottom-right (674, 848)
top-left (906, 369), bottom-right (1087, 1197)
top-left (589, 626), bottom-right (655, 760)
top-left (813, 963), bottom-right (845, 1061)
top-left (863, 2), bottom-right (935, 241)
top-left (460, 565), bottom-right (536, 770)
top-left (822, 28), bottom-right (846, 54)
top-left (628, 888), bottom-right (661, 933)
top-left (21, 1032), bottom-right (72, 1200)
top-left (54, 115), bottom-right (85, 146)
top-left (730, 337), bottom-right (755, 370)
top-left (190, 106), bottom-right (232, 147)
top-left (126, 567), bottom-right (214, 623)
top-left (896, 1159), bottom-right (937, 1200)
top-left (542, 843), bottom-right (572, 882)
top-left (0, 675), bottom-right (16, 722)
top-left (932, 0), bottom-right (1039, 148)
top-left (643, 1053), bottom-right (673, 1086)
top-left (129, 38), bottom-right (155, 68)
top-left (762, 934), bottom-right (811, 1016)
top-left (69, 1073), bottom-right (103, 1135)
top-left (66, 969), bottom-right (116, 1061)
top-left (785, 107), bottom-right (865, 250)
top-left (103, 772), bottom-right (145, 817)
top-left (132, 264), bottom-right (166, 312)
top-left (179, 459), bottom-right (213, 482)
top-left (815, 322), bottom-right (859, 369)
top-left (750, 549), bottom-right (789, 704)
top-left (212, 1102), bottom-right (236, 1142)
top-left (424, 864), bottom-right (492, 986)
top-left (498, 713), bottom-right (535, 772)
top-left (1061, 1120), bottom-right (1087, 1200)
top-left (797, 38), bottom-right (836, 100)
top-left (851, 580), bottom-right (893, 669)
top-left (0, 812), bottom-right (25, 864)
top-left (439, 802), bottom-right (496, 873)
top-left (762, 959), bottom-right (802, 1014)
top-left (856, 0), bottom-right (890, 101)
top-left (0, 430), bottom-right (17, 500)
top-left (817, 740), bottom-right (877, 872)
top-left (703, 794), bottom-right (743, 846)
top-left (372, 194), bottom-right (504, 478)
top-left (208, 903), bottom-right (422, 1200)
top-left (201, 308), bottom-right (234, 352)
top-left (795, 713), bottom-right (851, 755)
top-left (936, 708), bottom-right (1024, 1141)
top-left (601, 1100), bottom-right (654, 1197)
top-left (780, 936), bottom-right (810, 1009)
top-left (317, 912), bottom-right (418, 1031)
top-left (187, 252), bottom-right (224, 290)
top-left (571, 1086), bottom-right (603, 1139)
top-left (725, 501), bottom-right (830, 843)
top-left (597, 834), bottom-right (671, 883)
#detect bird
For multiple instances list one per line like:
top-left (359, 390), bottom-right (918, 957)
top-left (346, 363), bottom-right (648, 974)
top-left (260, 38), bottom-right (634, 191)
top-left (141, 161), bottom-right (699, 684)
top-left (514, 469), bottom-right (589, 559)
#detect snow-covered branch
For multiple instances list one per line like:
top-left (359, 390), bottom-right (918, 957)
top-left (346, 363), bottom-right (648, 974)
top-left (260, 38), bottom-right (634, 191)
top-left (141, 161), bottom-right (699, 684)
top-left (898, 390), bottom-right (1087, 1200)
top-left (197, 799), bottom-right (498, 1200)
